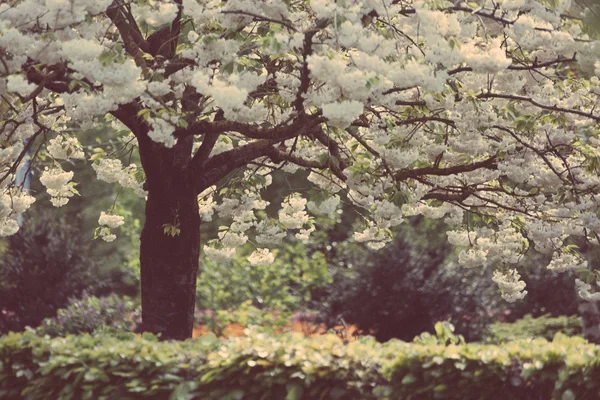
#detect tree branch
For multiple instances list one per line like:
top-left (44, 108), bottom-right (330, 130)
top-left (177, 114), bottom-right (325, 140)
top-left (265, 146), bottom-right (348, 182)
top-left (221, 10), bottom-right (297, 32)
top-left (195, 119), bottom-right (324, 192)
top-left (293, 19), bottom-right (329, 114)
top-left (478, 92), bottom-right (600, 122)
top-left (105, 4), bottom-right (149, 74)
top-left (448, 54), bottom-right (578, 75)
top-left (394, 156), bottom-right (497, 182)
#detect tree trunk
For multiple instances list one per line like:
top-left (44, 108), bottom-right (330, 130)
top-left (139, 173), bottom-right (200, 340)
top-left (137, 134), bottom-right (199, 340)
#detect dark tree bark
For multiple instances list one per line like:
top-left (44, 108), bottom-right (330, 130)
top-left (137, 129), bottom-right (200, 340)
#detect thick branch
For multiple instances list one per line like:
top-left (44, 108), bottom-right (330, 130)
top-left (106, 4), bottom-right (149, 73)
top-left (293, 19), bottom-right (329, 113)
top-left (177, 114), bottom-right (325, 140)
top-left (164, 58), bottom-right (196, 77)
top-left (195, 119), bottom-right (324, 192)
top-left (26, 65), bottom-right (70, 93)
top-left (265, 147), bottom-right (348, 182)
top-left (394, 156), bottom-right (497, 182)
top-left (189, 110), bottom-right (224, 172)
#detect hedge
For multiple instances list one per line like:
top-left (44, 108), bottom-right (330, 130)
top-left (482, 314), bottom-right (582, 344)
top-left (1, 329), bottom-right (600, 399)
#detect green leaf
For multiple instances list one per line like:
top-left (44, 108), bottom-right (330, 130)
top-left (285, 383), bottom-right (304, 400)
top-left (137, 109), bottom-right (151, 121)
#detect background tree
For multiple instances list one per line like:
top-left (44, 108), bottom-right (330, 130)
top-left (1, 0), bottom-right (599, 340)
top-left (0, 211), bottom-right (97, 332)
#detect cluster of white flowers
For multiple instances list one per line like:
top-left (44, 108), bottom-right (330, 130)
top-left (0, 189), bottom-right (35, 236)
top-left (278, 194), bottom-right (309, 230)
top-left (92, 159), bottom-right (147, 198)
top-left (197, 186), bottom-right (216, 222)
top-left (203, 246), bottom-right (236, 263)
top-left (321, 101), bottom-right (364, 129)
top-left (354, 222), bottom-right (389, 250)
top-left (131, 1), bottom-right (178, 27)
top-left (307, 195), bottom-right (340, 219)
top-left (218, 230), bottom-right (248, 248)
top-left (6, 74), bottom-right (37, 96)
top-left (248, 248), bottom-right (275, 266)
top-left (307, 172), bottom-right (344, 194)
top-left (97, 211), bottom-right (125, 242)
top-left (576, 279), bottom-right (600, 302)
top-left (492, 269), bottom-right (528, 303)
top-left (47, 136), bottom-right (84, 160)
top-left (546, 252), bottom-right (587, 273)
top-left (254, 220), bottom-right (286, 245)
top-left (39, 166), bottom-right (76, 207)
top-left (147, 117), bottom-right (178, 148)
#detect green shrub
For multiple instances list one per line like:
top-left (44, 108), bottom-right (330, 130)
top-left (197, 241), bottom-right (331, 312)
top-left (483, 314), bottom-right (583, 344)
top-left (0, 212), bottom-right (98, 333)
top-left (320, 219), bottom-right (494, 342)
top-left (0, 330), bottom-right (384, 399)
top-left (36, 294), bottom-right (140, 337)
top-left (382, 333), bottom-right (599, 400)
top-left (2, 327), bottom-right (600, 399)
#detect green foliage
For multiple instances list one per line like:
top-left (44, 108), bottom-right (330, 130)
top-left (483, 314), bottom-right (583, 344)
top-left (198, 300), bottom-right (291, 337)
top-left (2, 329), bottom-right (600, 399)
top-left (320, 218), bottom-right (495, 342)
top-left (0, 212), bottom-right (98, 333)
top-left (36, 294), bottom-right (140, 337)
top-left (413, 321), bottom-right (465, 346)
top-left (197, 241), bottom-right (331, 312)
top-left (383, 332), bottom-right (598, 400)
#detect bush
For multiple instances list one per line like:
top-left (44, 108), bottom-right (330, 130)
top-left (36, 294), bottom-right (140, 337)
top-left (1, 328), bottom-right (600, 399)
top-left (482, 314), bottom-right (582, 344)
top-left (197, 241), bottom-right (331, 312)
top-left (0, 212), bottom-right (98, 333)
top-left (320, 219), bottom-right (494, 342)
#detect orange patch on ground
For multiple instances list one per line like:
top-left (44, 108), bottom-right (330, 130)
top-left (192, 321), bottom-right (362, 342)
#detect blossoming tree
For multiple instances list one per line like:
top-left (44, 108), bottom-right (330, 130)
top-left (1, 0), bottom-right (600, 339)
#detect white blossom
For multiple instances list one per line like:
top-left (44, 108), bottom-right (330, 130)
top-left (98, 212), bottom-right (125, 229)
top-left (492, 269), bottom-right (528, 302)
top-left (39, 166), bottom-right (75, 207)
top-left (248, 248), bottom-right (275, 266)
top-left (47, 136), bottom-right (84, 160)
top-left (204, 245), bottom-right (236, 262)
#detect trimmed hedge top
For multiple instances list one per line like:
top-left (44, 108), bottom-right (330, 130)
top-left (1, 329), bottom-right (600, 399)
top-left (482, 314), bottom-right (582, 344)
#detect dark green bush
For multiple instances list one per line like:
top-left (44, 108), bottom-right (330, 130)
top-left (2, 328), bottom-right (600, 399)
top-left (0, 212), bottom-right (98, 333)
top-left (36, 294), bottom-right (140, 337)
top-left (320, 219), bottom-right (494, 342)
top-left (482, 314), bottom-right (582, 344)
